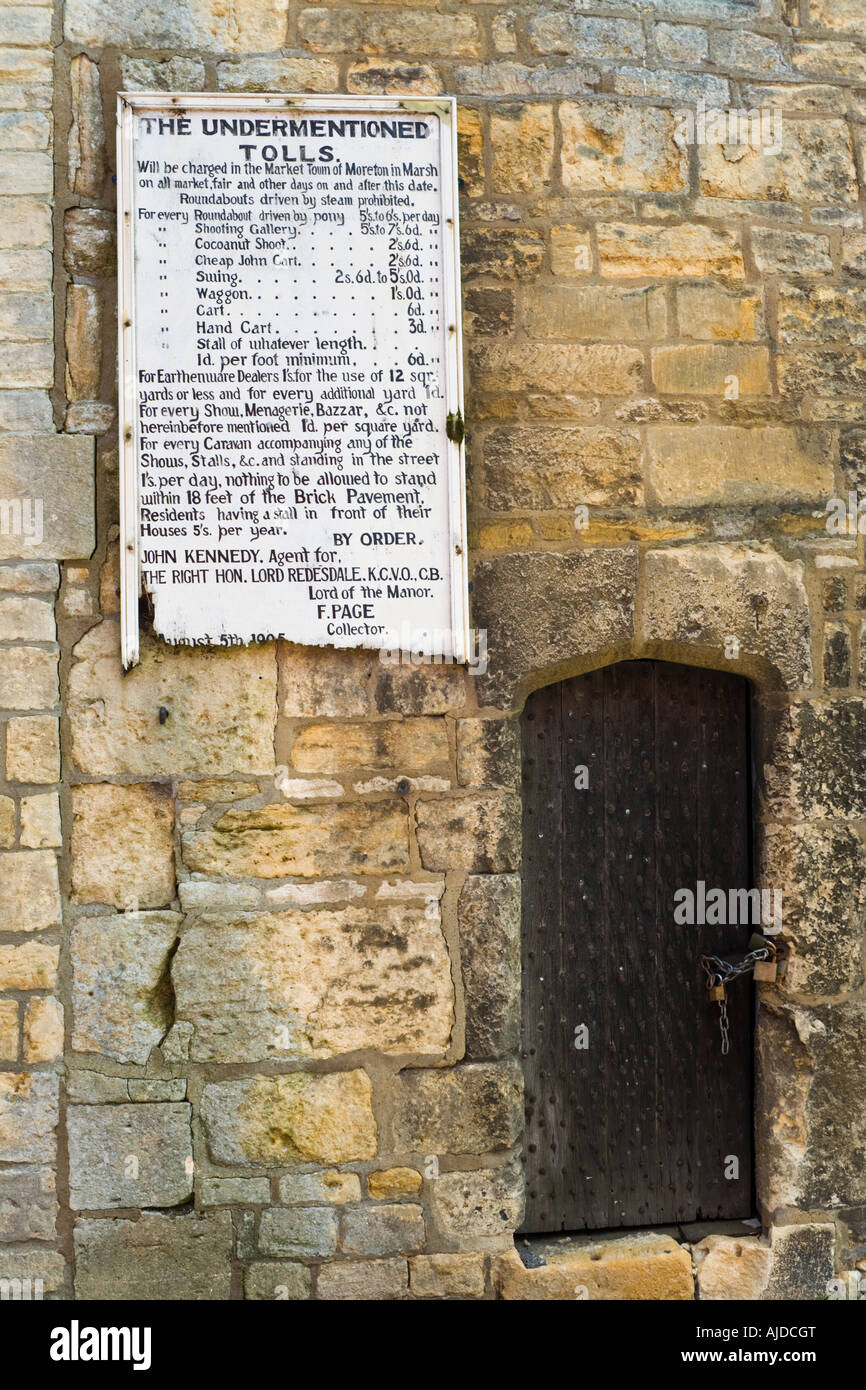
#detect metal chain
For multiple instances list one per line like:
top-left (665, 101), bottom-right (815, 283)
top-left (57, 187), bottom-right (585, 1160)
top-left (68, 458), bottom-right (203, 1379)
top-left (700, 944), bottom-right (777, 1054)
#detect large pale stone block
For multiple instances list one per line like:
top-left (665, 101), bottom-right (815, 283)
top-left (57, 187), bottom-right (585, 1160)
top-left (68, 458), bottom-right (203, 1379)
top-left (71, 912), bottom-right (182, 1063)
top-left (390, 1060), bottom-right (522, 1153)
top-left (0, 1072), bottom-right (58, 1163)
top-left (470, 341), bottom-right (644, 395)
top-left (490, 106), bottom-right (554, 192)
top-left (652, 343), bottom-right (771, 394)
top-left (68, 54), bottom-right (104, 199)
top-left (0, 593), bottom-right (54, 640)
top-left (244, 1262), bottom-right (311, 1300)
top-left (762, 700), bottom-right (866, 820)
top-left (290, 718), bottom-right (448, 773)
top-left (0, 940), bottom-right (58, 990)
top-left (561, 99), bottom-right (686, 193)
top-left (495, 1232), bottom-right (693, 1300)
top-left (74, 1212), bottom-right (233, 1300)
top-left (5, 715), bottom-right (59, 782)
top-left (700, 119), bottom-right (857, 206)
top-left (64, 284), bottom-right (102, 401)
top-left (598, 222), bottom-right (744, 279)
top-left (694, 1234), bottom-right (772, 1300)
top-left (69, 619), bottom-right (276, 776)
top-left (317, 1257), bottom-right (407, 1300)
top-left (67, 1104), bottom-right (193, 1210)
top-left (182, 799), bottom-right (409, 878)
top-left (0, 849), bottom-right (60, 930)
top-left (23, 996), bottom-right (63, 1061)
top-left (483, 426), bottom-right (643, 510)
top-left (431, 1165), bottom-right (523, 1243)
top-left (168, 903), bottom-right (453, 1061)
top-left (71, 783), bottom-right (175, 910)
top-left (216, 56), bottom-right (338, 91)
top-left (524, 284), bottom-right (667, 341)
top-left (415, 793), bottom-right (521, 873)
top-left (66, 0), bottom-right (290, 53)
top-left (0, 1166), bottom-right (57, 1242)
top-left (0, 436), bottom-right (94, 560)
top-left (259, 1206), bottom-right (337, 1258)
top-left (341, 1203), bottom-right (425, 1257)
top-left (778, 283), bottom-right (866, 346)
top-left (201, 1071), bottom-right (377, 1166)
top-left (409, 1253), bottom-right (486, 1299)
top-left (677, 283), bottom-right (765, 341)
top-left (641, 544), bottom-right (812, 689)
top-left (645, 425), bottom-right (833, 507)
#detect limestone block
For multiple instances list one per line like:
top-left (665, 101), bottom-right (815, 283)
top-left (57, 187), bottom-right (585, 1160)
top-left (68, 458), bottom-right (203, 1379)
top-left (0, 795), bottom-right (13, 848)
top-left (456, 720), bottom-right (519, 791)
top-left (655, 22), bottom-right (709, 63)
top-left (20, 791), bottom-right (61, 848)
top-left (64, 284), bottom-right (102, 401)
top-left (182, 799), bottom-right (409, 878)
top-left (65, 1071), bottom-right (129, 1104)
top-left (120, 56), bottom-right (206, 91)
top-left (483, 425), bottom-right (643, 510)
top-left (694, 1234), bottom-right (773, 1300)
top-left (0, 1072), bottom-right (58, 1163)
top-left (0, 940), bottom-right (58, 990)
top-left (0, 594), bottom-right (53, 642)
top-left (490, 106), bottom-right (554, 192)
top-left (64, 402), bottom-right (115, 433)
top-left (677, 284), bottom-right (765, 340)
top-left (23, 996), bottom-right (63, 1062)
top-left (367, 1168), bottom-right (422, 1200)
top-left (5, 715), bottom-right (60, 782)
top-left (645, 425), bottom-right (833, 507)
top-left (432, 1166), bottom-right (523, 1243)
top-left (763, 700), bottom-right (866, 819)
top-left (409, 1253), bottom-right (486, 1298)
top-left (361, 12), bottom-right (481, 58)
top-left (290, 718), bottom-right (448, 773)
top-left (168, 903), bottom-right (454, 1061)
top-left (391, 1061), bottom-right (522, 1154)
top-left (216, 56), bottom-right (338, 91)
top-left (0, 196), bottom-right (51, 249)
top-left (0, 849), bottom-right (60, 930)
top-left (415, 793), bottom-right (520, 873)
top-left (244, 1262), bottom-right (311, 1299)
top-left (259, 1206), bottom-right (337, 1258)
top-left (373, 662), bottom-right (466, 716)
top-left (68, 54), bottom-right (104, 199)
top-left (0, 436), bottom-right (94, 560)
top-left (461, 227), bottom-right (544, 282)
top-left (0, 999), bottom-right (16, 1057)
top-left (763, 1222), bottom-right (837, 1300)
top-left (0, 562), bottom-right (58, 594)
top-left (71, 911), bottom-right (182, 1063)
top-left (0, 648), bottom-right (57, 708)
top-left (641, 544), bottom-right (812, 689)
top-left (341, 1203), bottom-right (425, 1257)
top-left (0, 1248), bottom-right (66, 1295)
top-left (345, 60), bottom-right (441, 95)
top-left (458, 874), bottom-right (520, 1059)
top-left (73, 1212), bottom-right (233, 1300)
top-left (561, 100), bottom-right (686, 193)
top-left (67, 1103), bottom-right (193, 1210)
top-left (779, 283), bottom-right (866, 345)
top-left (525, 284), bottom-right (666, 341)
top-left (66, 0), bottom-right (290, 52)
top-left (71, 783), bottom-right (175, 909)
top-left (470, 341), bottom-right (644, 395)
top-left (0, 1166), bottom-right (57, 1242)
top-left (652, 344), bottom-right (770, 394)
top-left (529, 12), bottom-right (644, 61)
top-left (495, 1232), bottom-right (693, 1300)
top-left (278, 1171), bottom-right (361, 1204)
top-left (201, 1071), bottom-right (377, 1166)
top-left (699, 119), bottom-right (856, 206)
top-left (598, 222), bottom-right (744, 279)
top-left (317, 1257), bottom-right (407, 1300)
top-left (751, 228), bottom-right (832, 277)
top-left (69, 619), bottom-right (276, 776)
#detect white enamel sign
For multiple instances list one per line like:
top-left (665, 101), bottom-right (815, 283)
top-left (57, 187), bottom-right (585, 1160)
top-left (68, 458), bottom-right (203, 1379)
top-left (117, 94), bottom-right (468, 668)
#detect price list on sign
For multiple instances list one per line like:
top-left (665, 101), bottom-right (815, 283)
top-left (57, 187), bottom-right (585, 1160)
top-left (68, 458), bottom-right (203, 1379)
top-left (117, 95), bottom-right (468, 668)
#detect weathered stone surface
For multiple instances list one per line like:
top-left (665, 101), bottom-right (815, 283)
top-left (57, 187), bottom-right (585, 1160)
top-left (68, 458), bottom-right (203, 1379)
top-left (281, 643), bottom-right (375, 716)
top-left (346, 60), bottom-right (440, 95)
top-left (470, 341), bottom-right (644, 396)
top-left (67, 1103), bottom-right (192, 1210)
top-left (317, 1256), bottom-right (407, 1300)
top-left (458, 874), bottom-right (521, 1059)
top-left (694, 1234), bottom-right (773, 1300)
top-left (0, 562), bottom-right (58, 595)
top-left (0, 593), bottom-right (53, 640)
top-left (0, 941), bottom-right (58, 991)
top-left (598, 222), bottom-right (744, 279)
top-left (201, 1176), bottom-right (268, 1206)
top-left (74, 1212), bottom-right (233, 1300)
top-left (0, 1073), bottom-right (58, 1163)
top-left (561, 100), bottom-right (685, 193)
top-left (409, 1252), bottom-right (486, 1298)
top-left (71, 783), bottom-right (175, 909)
top-left (763, 1222), bottom-right (837, 1300)
top-left (65, 1071), bottom-right (129, 1104)
top-left (525, 284), bottom-right (667, 341)
top-left (68, 54), bottom-right (104, 198)
top-left (0, 1166), bottom-right (56, 1242)
top-left (0, 648), bottom-right (56, 708)
top-left (66, 0), bottom-right (290, 52)
top-left (64, 401), bottom-right (115, 434)
top-left (652, 344), bottom-right (770, 395)
top-left (677, 283), bottom-right (765, 341)
top-left (456, 720), bottom-right (519, 791)
top-left (391, 1061), bottom-right (522, 1154)
top-left (642, 544), bottom-right (812, 689)
top-left (757, 1003), bottom-right (866, 1210)
top-left (71, 911), bottom-right (181, 1063)
top-left (529, 12), bottom-right (644, 61)
top-left (761, 825), bottom-right (865, 996)
top-left (128, 1079), bottom-right (186, 1102)
top-left (464, 286), bottom-right (513, 336)
top-left (216, 56), bottom-right (338, 91)
top-left (0, 1248), bottom-right (66, 1295)
top-left (291, 719), bottom-right (448, 773)
top-left (0, 849), bottom-right (60, 930)
top-left (645, 425), bottom-right (833, 507)
top-left (431, 1165), bottom-right (523, 1243)
top-left (779, 346), bottom-right (866, 398)
top-left (461, 226), bottom-right (544, 281)
top-left (20, 791), bottom-right (62, 848)
top-left (69, 620), bottom-right (276, 775)
top-left (763, 700), bottom-right (866, 819)
top-left (361, 11), bottom-right (481, 58)
top-left (168, 903), bottom-right (453, 1061)
top-left (244, 1261), bottom-right (311, 1299)
top-left (373, 662), bottom-right (466, 716)
top-left (415, 793), bottom-right (520, 873)
top-left (491, 106), bottom-right (554, 192)
top-left (120, 55), bottom-right (206, 91)
top-left (201, 1071), bottom-right (377, 1166)
top-left (341, 1203), bottom-right (425, 1257)
top-left (0, 795), bottom-right (13, 849)
top-left (64, 209), bottom-right (115, 279)
top-left (779, 283), bottom-right (866, 347)
top-left (471, 549), bottom-right (638, 707)
top-left (700, 118), bottom-right (856, 206)
top-left (751, 228), bottom-right (832, 277)
top-left (65, 284), bottom-right (102, 400)
top-left (259, 1205), bottom-right (337, 1258)
top-left (483, 426), bottom-right (643, 509)
top-left (367, 1168), bottom-right (421, 1200)
top-left (0, 436), bottom-right (94, 560)
top-left (655, 22), bottom-right (708, 63)
top-left (495, 1232), bottom-right (693, 1300)
top-left (278, 1170), bottom-right (360, 1204)
top-left (23, 995), bottom-right (63, 1062)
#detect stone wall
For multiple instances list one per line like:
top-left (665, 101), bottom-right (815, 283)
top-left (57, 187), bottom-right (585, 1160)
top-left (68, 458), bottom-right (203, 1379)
top-left (1, 0), bottom-right (866, 1299)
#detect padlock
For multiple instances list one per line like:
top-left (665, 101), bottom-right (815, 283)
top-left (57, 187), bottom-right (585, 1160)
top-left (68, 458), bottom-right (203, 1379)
top-left (753, 959), bottom-right (777, 983)
top-left (709, 981), bottom-right (726, 1002)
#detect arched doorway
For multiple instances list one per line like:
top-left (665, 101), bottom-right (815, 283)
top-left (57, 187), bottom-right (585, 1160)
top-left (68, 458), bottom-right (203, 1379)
top-left (520, 659), bottom-right (756, 1233)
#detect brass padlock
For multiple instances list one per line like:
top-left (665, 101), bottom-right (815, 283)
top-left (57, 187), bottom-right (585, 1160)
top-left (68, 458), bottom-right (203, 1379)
top-left (753, 959), bottom-right (777, 983)
top-left (709, 981), bottom-right (726, 1002)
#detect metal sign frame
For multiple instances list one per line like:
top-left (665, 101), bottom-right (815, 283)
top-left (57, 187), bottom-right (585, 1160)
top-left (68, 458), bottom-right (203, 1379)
top-left (116, 92), bottom-right (468, 669)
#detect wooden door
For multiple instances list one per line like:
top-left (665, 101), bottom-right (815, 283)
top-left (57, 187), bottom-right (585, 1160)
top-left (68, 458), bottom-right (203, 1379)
top-left (520, 660), bottom-right (754, 1233)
